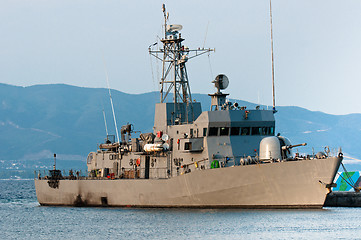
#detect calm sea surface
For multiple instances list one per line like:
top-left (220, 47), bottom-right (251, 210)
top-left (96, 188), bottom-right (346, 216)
top-left (0, 180), bottom-right (360, 240)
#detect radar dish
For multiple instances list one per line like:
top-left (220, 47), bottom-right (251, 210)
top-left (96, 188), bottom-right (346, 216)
top-left (213, 74), bottom-right (229, 91)
top-left (166, 24), bottom-right (183, 32)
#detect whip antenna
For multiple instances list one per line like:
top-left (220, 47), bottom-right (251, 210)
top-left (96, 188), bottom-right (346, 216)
top-left (269, 0), bottom-right (276, 112)
top-left (162, 4), bottom-right (168, 39)
top-left (102, 108), bottom-right (109, 136)
top-left (102, 56), bottom-right (120, 143)
top-left (203, 21), bottom-right (210, 49)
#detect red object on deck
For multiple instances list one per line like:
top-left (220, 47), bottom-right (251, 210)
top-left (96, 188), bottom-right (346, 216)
top-left (157, 131), bottom-right (163, 138)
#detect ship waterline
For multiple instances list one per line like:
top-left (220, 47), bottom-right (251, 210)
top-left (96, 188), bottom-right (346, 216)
top-left (35, 156), bottom-right (341, 208)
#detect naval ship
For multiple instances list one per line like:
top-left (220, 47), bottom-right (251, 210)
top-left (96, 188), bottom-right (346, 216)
top-left (35, 5), bottom-right (342, 208)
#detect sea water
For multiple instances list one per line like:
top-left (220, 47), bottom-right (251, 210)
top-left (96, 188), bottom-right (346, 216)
top-left (0, 180), bottom-right (360, 240)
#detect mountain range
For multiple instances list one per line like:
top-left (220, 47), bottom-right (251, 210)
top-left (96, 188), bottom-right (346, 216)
top-left (1, 83), bottom-right (360, 177)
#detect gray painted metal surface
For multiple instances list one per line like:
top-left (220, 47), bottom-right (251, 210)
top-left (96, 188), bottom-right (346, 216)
top-left (34, 5), bottom-right (343, 208)
top-left (35, 157), bottom-right (341, 208)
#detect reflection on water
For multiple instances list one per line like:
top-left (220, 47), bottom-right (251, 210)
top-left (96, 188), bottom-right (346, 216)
top-left (0, 180), bottom-right (358, 239)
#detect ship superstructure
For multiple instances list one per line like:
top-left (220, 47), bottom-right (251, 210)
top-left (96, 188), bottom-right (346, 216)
top-left (34, 5), bottom-right (342, 208)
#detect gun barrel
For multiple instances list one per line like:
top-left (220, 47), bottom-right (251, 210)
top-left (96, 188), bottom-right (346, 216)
top-left (282, 143), bottom-right (307, 150)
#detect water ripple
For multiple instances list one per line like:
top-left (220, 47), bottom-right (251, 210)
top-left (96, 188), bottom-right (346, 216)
top-left (0, 180), bottom-right (359, 239)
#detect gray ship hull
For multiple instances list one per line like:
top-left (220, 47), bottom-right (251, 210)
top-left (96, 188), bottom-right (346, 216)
top-left (35, 156), bottom-right (341, 208)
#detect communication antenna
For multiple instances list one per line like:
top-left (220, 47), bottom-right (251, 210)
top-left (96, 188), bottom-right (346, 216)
top-left (102, 56), bottom-right (120, 143)
top-left (269, 0), bottom-right (276, 112)
top-left (162, 4), bottom-right (168, 39)
top-left (203, 21), bottom-right (210, 49)
top-left (149, 4), bottom-right (214, 124)
top-left (102, 108), bottom-right (109, 136)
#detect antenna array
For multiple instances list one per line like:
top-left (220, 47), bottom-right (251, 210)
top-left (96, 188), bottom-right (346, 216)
top-left (149, 4), bottom-right (214, 123)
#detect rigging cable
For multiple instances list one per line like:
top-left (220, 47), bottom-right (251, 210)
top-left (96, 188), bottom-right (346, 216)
top-left (341, 162), bottom-right (356, 187)
top-left (149, 47), bottom-right (156, 92)
top-left (149, 44), bottom-right (159, 104)
top-left (334, 154), bottom-right (360, 191)
top-left (337, 171), bottom-right (356, 190)
top-left (208, 53), bottom-right (214, 80)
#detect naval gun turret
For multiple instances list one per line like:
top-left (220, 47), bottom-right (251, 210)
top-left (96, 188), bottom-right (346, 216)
top-left (259, 136), bottom-right (307, 162)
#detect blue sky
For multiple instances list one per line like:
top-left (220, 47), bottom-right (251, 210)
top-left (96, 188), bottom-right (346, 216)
top-left (0, 0), bottom-right (360, 115)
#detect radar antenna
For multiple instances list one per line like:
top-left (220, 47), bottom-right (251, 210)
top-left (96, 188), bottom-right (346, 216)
top-left (149, 4), bottom-right (214, 124)
top-left (212, 74), bottom-right (229, 93)
top-left (209, 74), bottom-right (229, 111)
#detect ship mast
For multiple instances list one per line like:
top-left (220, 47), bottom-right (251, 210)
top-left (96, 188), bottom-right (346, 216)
top-left (269, 0), bottom-right (276, 113)
top-left (149, 4), bottom-right (214, 124)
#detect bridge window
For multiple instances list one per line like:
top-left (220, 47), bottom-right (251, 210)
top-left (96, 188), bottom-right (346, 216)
top-left (251, 127), bottom-right (261, 135)
top-left (203, 128), bottom-right (207, 137)
top-left (230, 127), bottom-right (240, 136)
top-left (249, 127), bottom-right (275, 136)
top-left (268, 127), bottom-right (275, 135)
top-left (207, 126), bottom-right (273, 136)
top-left (241, 127), bottom-right (250, 135)
top-left (261, 126), bottom-right (274, 136)
top-left (220, 127), bottom-right (229, 136)
top-left (261, 127), bottom-right (267, 135)
top-left (209, 127), bottom-right (218, 136)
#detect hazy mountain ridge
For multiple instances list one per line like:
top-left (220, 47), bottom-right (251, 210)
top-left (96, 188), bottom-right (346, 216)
top-left (1, 83), bottom-right (360, 173)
